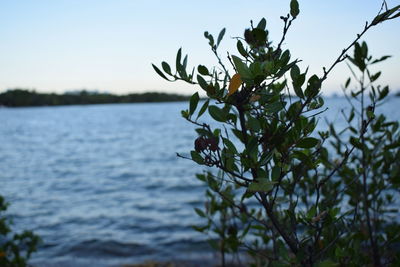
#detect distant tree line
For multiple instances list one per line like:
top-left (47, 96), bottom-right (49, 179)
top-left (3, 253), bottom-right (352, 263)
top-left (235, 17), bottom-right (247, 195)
top-left (0, 89), bottom-right (191, 107)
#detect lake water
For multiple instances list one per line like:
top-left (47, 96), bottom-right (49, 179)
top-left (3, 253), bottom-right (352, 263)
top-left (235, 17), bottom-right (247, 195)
top-left (1, 97), bottom-right (399, 266)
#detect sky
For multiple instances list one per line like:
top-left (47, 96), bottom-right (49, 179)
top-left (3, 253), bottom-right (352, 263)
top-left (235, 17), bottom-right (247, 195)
top-left (0, 0), bottom-right (399, 96)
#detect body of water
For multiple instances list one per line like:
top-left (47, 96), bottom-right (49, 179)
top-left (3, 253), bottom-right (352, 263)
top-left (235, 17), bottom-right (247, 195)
top-left (1, 97), bottom-right (399, 266)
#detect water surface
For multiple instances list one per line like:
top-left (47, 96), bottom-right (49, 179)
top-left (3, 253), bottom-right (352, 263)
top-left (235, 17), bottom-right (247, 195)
top-left (1, 97), bottom-right (399, 266)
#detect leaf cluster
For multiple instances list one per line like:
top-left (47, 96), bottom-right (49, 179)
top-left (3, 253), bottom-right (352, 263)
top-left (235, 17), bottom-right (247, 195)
top-left (0, 196), bottom-right (41, 267)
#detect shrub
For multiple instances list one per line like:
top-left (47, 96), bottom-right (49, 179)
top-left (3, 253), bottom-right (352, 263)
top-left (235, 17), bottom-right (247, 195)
top-left (0, 196), bottom-right (40, 267)
top-left (153, 1), bottom-right (400, 266)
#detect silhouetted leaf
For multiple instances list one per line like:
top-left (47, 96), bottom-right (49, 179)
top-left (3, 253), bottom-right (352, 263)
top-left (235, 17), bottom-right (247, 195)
top-left (189, 92), bottom-right (199, 116)
top-left (161, 62), bottom-right (171, 74)
top-left (257, 18), bottom-right (267, 30)
top-left (371, 55), bottom-right (391, 64)
top-left (197, 100), bottom-right (209, 120)
top-left (152, 64), bottom-right (170, 81)
top-left (182, 55), bottom-right (188, 70)
top-left (217, 28), bottom-right (226, 46)
top-left (236, 40), bottom-right (247, 57)
top-left (297, 137), bottom-right (319, 148)
top-left (194, 208), bottom-right (206, 218)
top-left (290, 64), bottom-right (300, 80)
top-left (176, 48), bottom-right (182, 70)
top-left (197, 75), bottom-right (208, 90)
top-left (370, 71), bottom-right (381, 82)
top-left (291, 65), bottom-right (304, 98)
top-left (378, 86), bottom-right (389, 100)
top-left (290, 0), bottom-right (300, 18)
top-left (209, 105), bottom-right (226, 122)
top-left (198, 65), bottom-right (209, 76)
top-left (350, 137), bottom-right (362, 149)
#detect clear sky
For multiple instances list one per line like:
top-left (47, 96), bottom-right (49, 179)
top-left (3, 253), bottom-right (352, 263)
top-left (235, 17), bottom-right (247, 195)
top-left (1, 0), bottom-right (399, 96)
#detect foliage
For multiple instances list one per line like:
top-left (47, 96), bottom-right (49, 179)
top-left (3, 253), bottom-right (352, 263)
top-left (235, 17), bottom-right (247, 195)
top-left (153, 1), bottom-right (400, 266)
top-left (0, 196), bottom-right (40, 267)
top-left (0, 89), bottom-right (190, 107)
top-left (321, 41), bottom-right (400, 266)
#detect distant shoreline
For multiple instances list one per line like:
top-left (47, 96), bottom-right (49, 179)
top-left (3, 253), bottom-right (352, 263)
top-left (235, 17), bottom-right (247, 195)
top-left (0, 89), bottom-right (191, 108)
top-left (1, 89), bottom-right (399, 108)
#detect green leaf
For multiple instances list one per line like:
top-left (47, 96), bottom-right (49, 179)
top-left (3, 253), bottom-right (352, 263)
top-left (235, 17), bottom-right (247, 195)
top-left (280, 50), bottom-right (291, 66)
top-left (297, 137), bottom-right (319, 148)
top-left (189, 92), bottom-right (199, 116)
top-left (161, 62), bottom-right (171, 74)
top-left (152, 64), bottom-right (170, 81)
top-left (292, 71), bottom-right (306, 98)
top-left (223, 138), bottom-right (238, 154)
top-left (378, 86), bottom-right (389, 100)
top-left (194, 208), bottom-right (206, 218)
top-left (264, 101), bottom-right (284, 114)
top-left (204, 31), bottom-right (215, 47)
top-left (208, 105), bottom-right (226, 122)
top-left (366, 110), bottom-right (375, 119)
top-left (176, 48), bottom-right (182, 71)
top-left (182, 55), bottom-right (188, 70)
top-left (197, 100), bottom-right (209, 120)
top-left (361, 41), bottom-right (368, 58)
top-left (197, 75), bottom-right (208, 90)
top-left (290, 0), bottom-right (300, 18)
top-left (237, 40), bottom-right (247, 57)
top-left (231, 55), bottom-right (252, 79)
top-left (350, 137), bottom-right (362, 149)
top-left (217, 28), bottom-right (226, 46)
top-left (257, 18), bottom-right (267, 30)
top-left (317, 260), bottom-right (338, 267)
top-left (195, 128), bottom-right (210, 137)
top-left (232, 129), bottom-right (244, 143)
top-left (287, 101), bottom-right (302, 119)
top-left (181, 110), bottom-right (189, 119)
top-left (248, 179), bottom-right (274, 192)
top-left (371, 5), bottom-right (400, 25)
top-left (305, 75), bottom-right (321, 97)
top-left (290, 64), bottom-right (300, 80)
top-left (371, 55), bottom-right (391, 64)
top-left (260, 151), bottom-right (273, 165)
top-left (293, 84), bottom-right (304, 99)
top-left (292, 151), bottom-right (314, 167)
top-left (191, 151), bottom-right (204, 165)
top-left (306, 206), bottom-right (317, 219)
top-left (192, 225), bottom-right (208, 232)
top-left (198, 65), bottom-right (209, 76)
top-left (247, 116), bottom-right (261, 132)
top-left (246, 136), bottom-right (259, 160)
top-left (308, 75), bottom-right (320, 91)
top-left (271, 166), bottom-right (281, 181)
top-left (372, 13), bottom-right (386, 26)
top-left (251, 28), bottom-right (267, 44)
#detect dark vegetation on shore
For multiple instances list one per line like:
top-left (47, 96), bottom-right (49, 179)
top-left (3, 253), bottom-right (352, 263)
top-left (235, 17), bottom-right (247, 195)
top-left (0, 89), bottom-right (191, 107)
